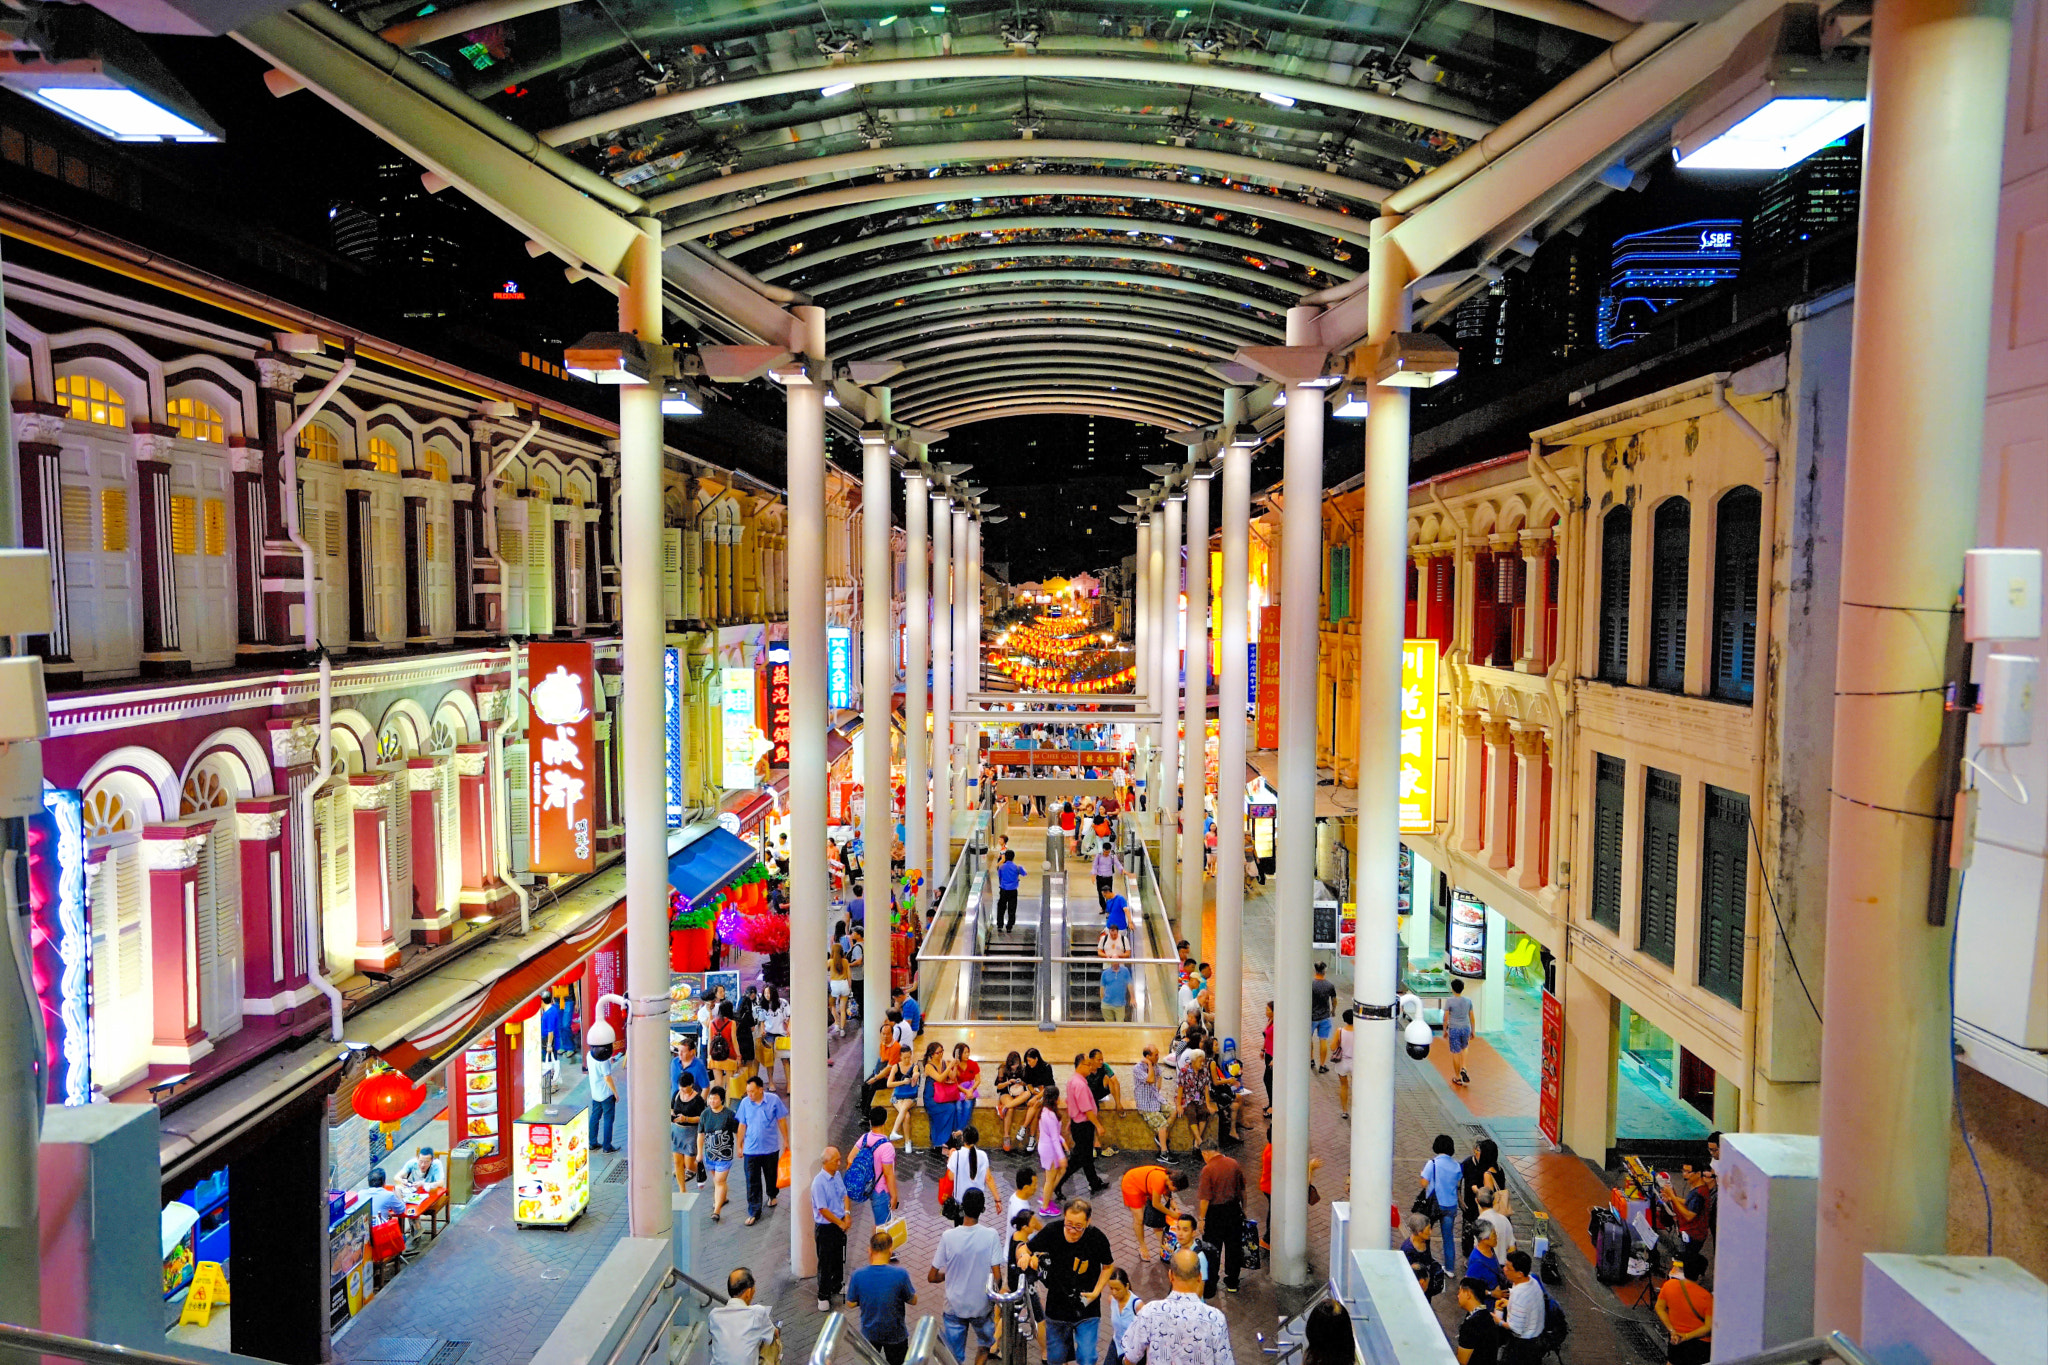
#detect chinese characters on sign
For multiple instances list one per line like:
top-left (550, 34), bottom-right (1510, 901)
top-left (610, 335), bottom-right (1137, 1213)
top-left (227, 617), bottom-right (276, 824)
top-left (528, 642), bottom-right (596, 872)
top-left (826, 626), bottom-right (853, 710)
top-left (721, 667), bottom-right (759, 789)
top-left (1538, 987), bottom-right (1564, 1148)
top-left (665, 647), bottom-right (684, 828)
top-left (766, 643), bottom-right (791, 767)
top-left (1254, 606), bottom-right (1281, 749)
top-left (1399, 639), bottom-right (1438, 834)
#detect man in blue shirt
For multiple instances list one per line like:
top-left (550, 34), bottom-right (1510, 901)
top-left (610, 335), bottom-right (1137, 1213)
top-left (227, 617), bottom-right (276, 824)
top-left (673, 1035), bottom-right (711, 1095)
top-left (813, 1146), bottom-right (852, 1310)
top-left (847, 1228), bottom-right (918, 1365)
top-left (735, 1075), bottom-right (789, 1225)
top-left (892, 985), bottom-right (924, 1037)
top-left (847, 883), bottom-right (866, 929)
top-left (994, 851), bottom-right (1025, 934)
top-left (1099, 959), bottom-right (1133, 1023)
top-left (539, 996), bottom-right (564, 1062)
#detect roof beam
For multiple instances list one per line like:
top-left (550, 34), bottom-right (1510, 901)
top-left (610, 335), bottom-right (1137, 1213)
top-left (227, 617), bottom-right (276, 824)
top-left (846, 309), bottom-right (1269, 357)
top-left (845, 323), bottom-right (1231, 362)
top-left (916, 399), bottom-right (1204, 429)
top-left (811, 242), bottom-right (1314, 299)
top-left (892, 363), bottom-right (1218, 402)
top-left (646, 138), bottom-right (1394, 216)
top-left (755, 214), bottom-right (1357, 284)
top-left (897, 378), bottom-right (1216, 417)
top-left (542, 53), bottom-right (1495, 148)
top-left (885, 341), bottom-right (1225, 386)
top-left (669, 175), bottom-right (1378, 248)
top-left (835, 291), bottom-right (1283, 341)
top-left (829, 269), bottom-right (1288, 320)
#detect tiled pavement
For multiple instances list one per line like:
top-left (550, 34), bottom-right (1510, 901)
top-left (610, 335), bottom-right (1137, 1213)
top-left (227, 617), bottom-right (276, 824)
top-left (338, 863), bottom-right (1668, 1365)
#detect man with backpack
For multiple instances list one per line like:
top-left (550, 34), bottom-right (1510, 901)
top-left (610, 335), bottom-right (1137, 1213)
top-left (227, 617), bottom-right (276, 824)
top-left (1493, 1251), bottom-right (1564, 1365)
top-left (846, 1107), bottom-right (900, 1229)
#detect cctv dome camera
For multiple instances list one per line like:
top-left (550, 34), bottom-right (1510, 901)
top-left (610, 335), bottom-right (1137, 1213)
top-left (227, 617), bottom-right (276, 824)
top-left (1404, 1018), bottom-right (1433, 1060)
top-left (587, 1019), bottom-right (617, 1049)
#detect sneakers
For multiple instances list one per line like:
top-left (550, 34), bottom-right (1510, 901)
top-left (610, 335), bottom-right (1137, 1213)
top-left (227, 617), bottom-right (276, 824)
top-left (818, 1299), bottom-right (832, 1313)
top-left (1460, 1069), bottom-right (1473, 1085)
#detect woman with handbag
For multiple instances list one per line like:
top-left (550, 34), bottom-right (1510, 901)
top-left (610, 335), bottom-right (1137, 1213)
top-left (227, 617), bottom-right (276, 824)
top-left (921, 1042), bottom-right (959, 1156)
top-left (992, 1051), bottom-right (1033, 1151)
top-left (1418, 1134), bottom-right (1463, 1258)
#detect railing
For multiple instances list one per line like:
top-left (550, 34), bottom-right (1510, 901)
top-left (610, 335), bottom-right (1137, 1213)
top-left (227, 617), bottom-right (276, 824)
top-left (0, 1324), bottom-right (243, 1365)
top-left (809, 1309), bottom-right (890, 1365)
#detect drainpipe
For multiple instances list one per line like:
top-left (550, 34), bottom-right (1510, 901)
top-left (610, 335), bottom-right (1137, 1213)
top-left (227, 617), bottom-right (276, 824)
top-left (484, 421), bottom-right (542, 936)
top-left (1713, 374), bottom-right (1779, 1132)
top-left (280, 350), bottom-right (357, 1042)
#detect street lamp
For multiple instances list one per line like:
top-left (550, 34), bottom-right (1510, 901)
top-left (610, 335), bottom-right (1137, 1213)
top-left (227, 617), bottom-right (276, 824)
top-left (565, 331), bottom-right (656, 384)
top-left (1373, 332), bottom-right (1460, 388)
top-left (1673, 6), bottom-right (1868, 170)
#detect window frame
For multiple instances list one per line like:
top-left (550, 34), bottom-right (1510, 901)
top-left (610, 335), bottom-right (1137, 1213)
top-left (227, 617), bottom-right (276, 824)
top-left (1712, 487), bottom-right (1762, 704)
top-left (1638, 767), bottom-right (1682, 966)
top-left (1598, 504), bottom-right (1632, 684)
top-left (1648, 498), bottom-right (1691, 692)
top-left (1590, 753), bottom-right (1626, 932)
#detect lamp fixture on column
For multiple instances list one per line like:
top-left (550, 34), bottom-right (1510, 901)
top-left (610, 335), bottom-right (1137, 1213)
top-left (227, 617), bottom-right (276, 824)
top-left (1673, 3), bottom-right (1867, 170)
top-left (1332, 386), bottom-right (1371, 418)
top-left (565, 331), bottom-right (657, 384)
top-left (1372, 332), bottom-right (1460, 388)
top-left (661, 381), bottom-right (704, 416)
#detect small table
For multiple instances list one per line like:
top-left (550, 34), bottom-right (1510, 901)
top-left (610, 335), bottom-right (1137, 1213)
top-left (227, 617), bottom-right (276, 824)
top-left (403, 1186), bottom-right (448, 1241)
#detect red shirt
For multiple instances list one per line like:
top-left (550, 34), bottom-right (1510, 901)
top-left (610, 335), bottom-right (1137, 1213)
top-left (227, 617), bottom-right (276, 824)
top-left (1260, 1143), bottom-right (1273, 1195)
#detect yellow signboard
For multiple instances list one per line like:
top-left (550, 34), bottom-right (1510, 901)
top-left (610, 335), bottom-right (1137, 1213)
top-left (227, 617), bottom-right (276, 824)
top-left (1399, 640), bottom-right (1438, 833)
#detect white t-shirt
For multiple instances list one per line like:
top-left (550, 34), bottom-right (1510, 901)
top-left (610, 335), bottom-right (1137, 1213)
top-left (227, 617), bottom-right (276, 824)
top-left (1480, 1208), bottom-right (1516, 1255)
top-left (1005, 1192), bottom-right (1035, 1227)
top-left (946, 1144), bottom-right (995, 1205)
top-left (931, 1221), bottom-right (1007, 1317)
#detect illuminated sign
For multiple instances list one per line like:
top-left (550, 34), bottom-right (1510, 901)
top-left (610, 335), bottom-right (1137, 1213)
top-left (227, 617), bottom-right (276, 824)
top-left (30, 787), bottom-right (89, 1106)
top-left (1698, 229), bottom-right (1734, 251)
top-left (492, 279), bottom-right (525, 300)
top-left (767, 643), bottom-right (791, 766)
top-left (721, 666), bottom-right (760, 790)
top-left (528, 642), bottom-right (596, 872)
top-left (664, 647), bottom-right (683, 828)
top-left (1399, 639), bottom-right (1439, 834)
top-left (1254, 607), bottom-right (1281, 749)
top-left (827, 626), bottom-right (853, 710)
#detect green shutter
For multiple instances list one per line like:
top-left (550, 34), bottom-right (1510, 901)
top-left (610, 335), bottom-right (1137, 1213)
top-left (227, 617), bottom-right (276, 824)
top-left (1639, 768), bottom-right (1681, 964)
top-left (1328, 544), bottom-right (1352, 621)
top-left (1649, 499), bottom-right (1690, 691)
top-left (1599, 506), bottom-right (1632, 683)
top-left (1713, 489), bottom-right (1762, 702)
top-left (1591, 754), bottom-right (1625, 931)
top-left (1699, 786), bottom-right (1748, 1003)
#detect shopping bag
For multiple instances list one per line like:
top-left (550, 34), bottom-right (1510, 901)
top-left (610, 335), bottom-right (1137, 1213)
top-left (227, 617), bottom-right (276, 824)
top-left (777, 1148), bottom-right (792, 1189)
top-left (369, 1217), bottom-right (405, 1262)
top-left (884, 1217), bottom-right (910, 1250)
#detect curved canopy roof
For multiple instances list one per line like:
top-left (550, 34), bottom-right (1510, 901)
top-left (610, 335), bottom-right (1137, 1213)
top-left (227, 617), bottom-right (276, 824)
top-left (353, 0), bottom-right (1635, 428)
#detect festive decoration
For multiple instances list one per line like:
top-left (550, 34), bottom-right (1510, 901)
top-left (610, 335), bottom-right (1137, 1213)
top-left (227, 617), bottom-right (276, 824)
top-left (669, 887), bottom-right (716, 931)
top-left (990, 613), bottom-right (1138, 693)
top-left (729, 911), bottom-right (791, 955)
top-left (352, 1068), bottom-right (426, 1124)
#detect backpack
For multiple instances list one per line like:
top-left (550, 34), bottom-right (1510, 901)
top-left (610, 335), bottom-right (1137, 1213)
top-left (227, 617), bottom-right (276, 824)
top-left (1538, 1288), bottom-right (1570, 1353)
top-left (844, 1132), bottom-right (885, 1201)
top-left (1239, 1215), bottom-right (1264, 1272)
top-left (709, 1023), bottom-right (733, 1063)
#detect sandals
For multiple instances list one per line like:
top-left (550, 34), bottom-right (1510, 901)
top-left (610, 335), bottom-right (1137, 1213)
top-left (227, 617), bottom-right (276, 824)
top-left (746, 1215), bottom-right (759, 1226)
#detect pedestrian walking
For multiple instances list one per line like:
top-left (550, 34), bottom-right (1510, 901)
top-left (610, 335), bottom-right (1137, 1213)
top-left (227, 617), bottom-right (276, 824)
top-left (845, 1107), bottom-right (900, 1228)
top-left (846, 1230), bottom-right (919, 1365)
top-left (1092, 843), bottom-right (1123, 908)
top-left (996, 851), bottom-right (1025, 934)
top-left (1100, 958), bottom-right (1133, 1022)
top-left (1035, 1086), bottom-right (1069, 1208)
top-left (814, 1147), bottom-right (852, 1310)
top-left (928, 1188), bottom-right (1006, 1365)
top-left (699, 1085), bottom-right (738, 1220)
top-left (1058, 1054), bottom-right (1111, 1197)
top-left (1119, 1249), bottom-right (1234, 1365)
top-left (1022, 1199), bottom-right (1115, 1365)
top-left (1193, 1142), bottom-right (1246, 1295)
top-left (736, 1074), bottom-right (790, 1226)
top-left (1310, 962), bottom-right (1337, 1073)
top-left (1420, 1134), bottom-right (1462, 1256)
top-left (1444, 979), bottom-right (1475, 1086)
top-left (672, 1073), bottom-right (705, 1193)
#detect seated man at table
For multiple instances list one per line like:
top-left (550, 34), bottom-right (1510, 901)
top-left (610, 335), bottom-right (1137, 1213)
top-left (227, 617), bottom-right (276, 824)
top-left (362, 1169), bottom-right (405, 1220)
top-left (398, 1145), bottom-right (445, 1190)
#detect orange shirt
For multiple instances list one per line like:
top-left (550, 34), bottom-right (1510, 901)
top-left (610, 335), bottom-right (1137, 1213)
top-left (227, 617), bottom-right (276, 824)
top-left (1658, 1278), bottom-right (1712, 1336)
top-left (1121, 1164), bottom-right (1175, 1209)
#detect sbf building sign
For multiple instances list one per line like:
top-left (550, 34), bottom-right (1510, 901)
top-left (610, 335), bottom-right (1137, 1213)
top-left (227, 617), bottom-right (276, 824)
top-left (529, 642), bottom-right (596, 872)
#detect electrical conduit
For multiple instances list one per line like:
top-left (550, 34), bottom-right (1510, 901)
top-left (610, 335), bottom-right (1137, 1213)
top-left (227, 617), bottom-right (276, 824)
top-left (486, 421), bottom-right (542, 935)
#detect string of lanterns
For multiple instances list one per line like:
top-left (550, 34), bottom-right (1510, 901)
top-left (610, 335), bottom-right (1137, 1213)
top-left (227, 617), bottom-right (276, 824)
top-left (992, 613), bottom-right (1137, 694)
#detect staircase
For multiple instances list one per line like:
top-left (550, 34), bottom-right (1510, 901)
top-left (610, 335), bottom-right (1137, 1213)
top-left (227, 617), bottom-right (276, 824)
top-left (976, 926), bottom-right (1038, 1019)
top-left (1065, 924), bottom-right (1103, 1021)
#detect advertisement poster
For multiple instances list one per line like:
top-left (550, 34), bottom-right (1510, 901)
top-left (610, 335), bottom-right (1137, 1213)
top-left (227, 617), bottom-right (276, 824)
top-left (721, 666), bottom-right (760, 789)
top-left (1399, 639), bottom-right (1439, 834)
top-left (665, 647), bottom-right (684, 828)
top-left (513, 1103), bottom-right (591, 1227)
top-left (528, 641), bottom-right (597, 872)
top-left (827, 626), bottom-right (853, 709)
top-left (1538, 987), bottom-right (1564, 1148)
top-left (1447, 891), bottom-right (1487, 979)
top-left (1255, 607), bottom-right (1281, 749)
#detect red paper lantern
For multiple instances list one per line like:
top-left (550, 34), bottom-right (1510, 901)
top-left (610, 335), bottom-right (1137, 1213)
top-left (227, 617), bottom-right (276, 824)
top-left (352, 1069), bottom-right (425, 1124)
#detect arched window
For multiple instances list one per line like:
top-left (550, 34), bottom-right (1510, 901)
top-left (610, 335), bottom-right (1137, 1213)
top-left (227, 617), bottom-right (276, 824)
top-left (167, 396), bottom-right (225, 444)
top-left (83, 786), bottom-right (137, 839)
top-left (367, 435), bottom-right (402, 475)
top-left (1648, 499), bottom-right (1690, 691)
top-left (1712, 487), bottom-right (1762, 703)
top-left (55, 371), bottom-right (126, 427)
top-left (179, 765), bottom-right (231, 816)
top-left (1597, 505), bottom-right (1632, 684)
top-left (421, 447), bottom-right (451, 481)
top-left (299, 424), bottom-right (341, 462)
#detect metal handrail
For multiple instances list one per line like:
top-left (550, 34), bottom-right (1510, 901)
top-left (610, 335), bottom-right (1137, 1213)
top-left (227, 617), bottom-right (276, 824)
top-left (0, 1323), bottom-right (234, 1365)
top-left (809, 1312), bottom-right (890, 1365)
top-left (675, 1270), bottom-right (731, 1306)
top-left (1708, 1334), bottom-right (1879, 1365)
top-left (905, 1315), bottom-right (964, 1365)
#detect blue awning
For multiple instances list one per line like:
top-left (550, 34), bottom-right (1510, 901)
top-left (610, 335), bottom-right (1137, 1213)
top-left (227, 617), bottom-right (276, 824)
top-left (668, 826), bottom-right (759, 908)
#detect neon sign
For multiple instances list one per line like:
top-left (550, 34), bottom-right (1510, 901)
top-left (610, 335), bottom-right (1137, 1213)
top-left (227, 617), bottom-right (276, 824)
top-left (528, 642), bottom-right (596, 872)
top-left (827, 626), bottom-right (853, 710)
top-left (767, 642), bottom-right (792, 766)
top-left (30, 787), bottom-right (89, 1106)
top-left (664, 647), bottom-right (684, 827)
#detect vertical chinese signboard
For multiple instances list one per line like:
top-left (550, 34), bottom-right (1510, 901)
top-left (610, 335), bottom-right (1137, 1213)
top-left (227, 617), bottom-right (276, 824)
top-left (1399, 638), bottom-right (1438, 834)
top-left (1538, 987), bottom-right (1563, 1148)
top-left (766, 642), bottom-right (792, 767)
top-left (664, 646), bottom-right (684, 828)
top-left (528, 641), bottom-right (596, 873)
top-left (1254, 606), bottom-right (1281, 749)
top-left (721, 666), bottom-right (758, 789)
top-left (826, 626), bottom-right (853, 709)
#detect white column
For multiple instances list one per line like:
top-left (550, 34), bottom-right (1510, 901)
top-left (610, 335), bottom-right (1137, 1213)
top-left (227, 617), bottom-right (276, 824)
top-left (952, 506), bottom-right (972, 820)
top-left (1348, 220), bottom-right (1409, 1263)
top-left (930, 493), bottom-right (953, 890)
top-left (617, 218), bottom-right (671, 1239)
top-left (903, 474), bottom-right (930, 912)
top-left (1814, 0), bottom-right (2013, 1333)
top-left (1180, 466), bottom-right (1211, 949)
top-left (1146, 509), bottom-right (1165, 817)
top-left (1271, 304), bottom-right (1324, 1286)
top-left (861, 434), bottom-right (893, 1071)
top-left (785, 305), bottom-right (830, 1276)
top-left (1158, 492), bottom-right (1183, 920)
top-left (1135, 513), bottom-right (1152, 708)
top-left (1213, 405), bottom-right (1250, 1071)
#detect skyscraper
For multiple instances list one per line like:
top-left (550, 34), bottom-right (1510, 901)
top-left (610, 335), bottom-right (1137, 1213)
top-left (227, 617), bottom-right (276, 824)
top-left (328, 158), bottom-right (468, 319)
top-left (1447, 278), bottom-right (1511, 369)
top-left (1752, 140), bottom-right (1861, 258)
top-left (1505, 232), bottom-right (1597, 365)
top-left (1596, 219), bottom-right (1742, 349)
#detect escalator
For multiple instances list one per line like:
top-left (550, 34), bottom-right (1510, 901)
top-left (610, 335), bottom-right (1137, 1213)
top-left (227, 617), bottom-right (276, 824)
top-left (1065, 924), bottom-right (1102, 1021)
top-left (976, 924), bottom-right (1038, 1020)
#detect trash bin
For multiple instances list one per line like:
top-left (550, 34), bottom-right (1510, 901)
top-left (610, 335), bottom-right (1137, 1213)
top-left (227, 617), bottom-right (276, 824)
top-left (449, 1141), bottom-right (476, 1208)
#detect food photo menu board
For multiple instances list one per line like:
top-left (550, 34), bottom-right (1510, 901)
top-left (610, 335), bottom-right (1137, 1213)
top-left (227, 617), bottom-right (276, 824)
top-left (513, 1101), bottom-right (591, 1227)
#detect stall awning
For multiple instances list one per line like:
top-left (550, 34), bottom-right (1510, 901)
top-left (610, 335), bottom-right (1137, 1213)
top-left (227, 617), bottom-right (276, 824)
top-left (669, 824), bottom-right (760, 908)
top-left (720, 788), bottom-right (775, 835)
top-left (826, 730), bottom-right (854, 767)
top-left (1244, 751), bottom-right (1348, 818)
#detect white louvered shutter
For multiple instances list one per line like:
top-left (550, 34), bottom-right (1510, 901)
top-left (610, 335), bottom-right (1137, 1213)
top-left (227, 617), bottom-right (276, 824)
top-left (498, 501), bottom-right (528, 634)
top-left (207, 825), bottom-right (242, 1039)
top-left (325, 786), bottom-right (353, 920)
top-left (505, 742), bottom-right (531, 876)
top-left (386, 774), bottom-right (411, 933)
top-left (663, 528), bottom-right (684, 621)
top-left (680, 527), bottom-right (703, 621)
top-left (438, 758), bottom-right (460, 912)
top-left (527, 505), bottom-right (554, 636)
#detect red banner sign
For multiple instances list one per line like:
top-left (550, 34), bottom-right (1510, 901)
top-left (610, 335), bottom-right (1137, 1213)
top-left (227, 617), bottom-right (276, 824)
top-left (766, 645), bottom-right (792, 768)
top-left (1539, 986), bottom-right (1563, 1148)
top-left (528, 641), bottom-right (596, 873)
top-left (1255, 606), bottom-right (1282, 750)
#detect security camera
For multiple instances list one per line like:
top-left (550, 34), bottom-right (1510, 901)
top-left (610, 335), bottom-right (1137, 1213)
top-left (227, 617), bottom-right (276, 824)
top-left (587, 1019), bottom-right (617, 1050)
top-left (1404, 1018), bottom-right (1433, 1060)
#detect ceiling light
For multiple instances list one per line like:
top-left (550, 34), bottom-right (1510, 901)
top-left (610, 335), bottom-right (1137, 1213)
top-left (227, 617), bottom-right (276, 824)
top-left (0, 9), bottom-right (222, 144)
top-left (1302, 374), bottom-right (1344, 389)
top-left (662, 382), bottom-right (704, 416)
top-left (878, 13), bottom-right (899, 24)
top-left (823, 388), bottom-right (842, 407)
top-left (1332, 386), bottom-right (1370, 418)
top-left (1373, 332), bottom-right (1460, 388)
top-left (1229, 429), bottom-right (1259, 449)
top-left (27, 84), bottom-right (214, 141)
top-left (822, 81), bottom-right (857, 97)
top-left (565, 331), bottom-right (652, 384)
top-left (1674, 97), bottom-right (1865, 169)
top-left (1673, 4), bottom-right (1868, 170)
top-left (1259, 92), bottom-right (1296, 108)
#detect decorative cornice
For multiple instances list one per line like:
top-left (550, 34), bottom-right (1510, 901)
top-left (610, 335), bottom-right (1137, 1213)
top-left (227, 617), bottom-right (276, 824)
top-left (13, 409), bottom-right (67, 444)
top-left (476, 687), bottom-right (510, 722)
top-left (142, 830), bottom-right (209, 871)
top-left (254, 357), bottom-right (303, 392)
top-left (349, 775), bottom-right (396, 809)
top-left (453, 748), bottom-right (489, 777)
top-left (235, 809), bottom-right (285, 840)
top-left (406, 759), bottom-right (442, 791)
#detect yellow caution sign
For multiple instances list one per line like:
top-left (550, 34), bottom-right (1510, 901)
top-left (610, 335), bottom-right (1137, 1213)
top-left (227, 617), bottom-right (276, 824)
top-left (178, 1262), bottom-right (229, 1327)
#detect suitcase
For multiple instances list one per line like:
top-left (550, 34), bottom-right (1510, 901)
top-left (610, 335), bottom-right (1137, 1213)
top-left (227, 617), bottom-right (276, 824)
top-left (1592, 1212), bottom-right (1632, 1284)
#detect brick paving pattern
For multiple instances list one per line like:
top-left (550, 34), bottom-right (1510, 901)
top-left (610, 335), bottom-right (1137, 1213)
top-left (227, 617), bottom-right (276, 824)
top-left (337, 861), bottom-right (1666, 1365)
